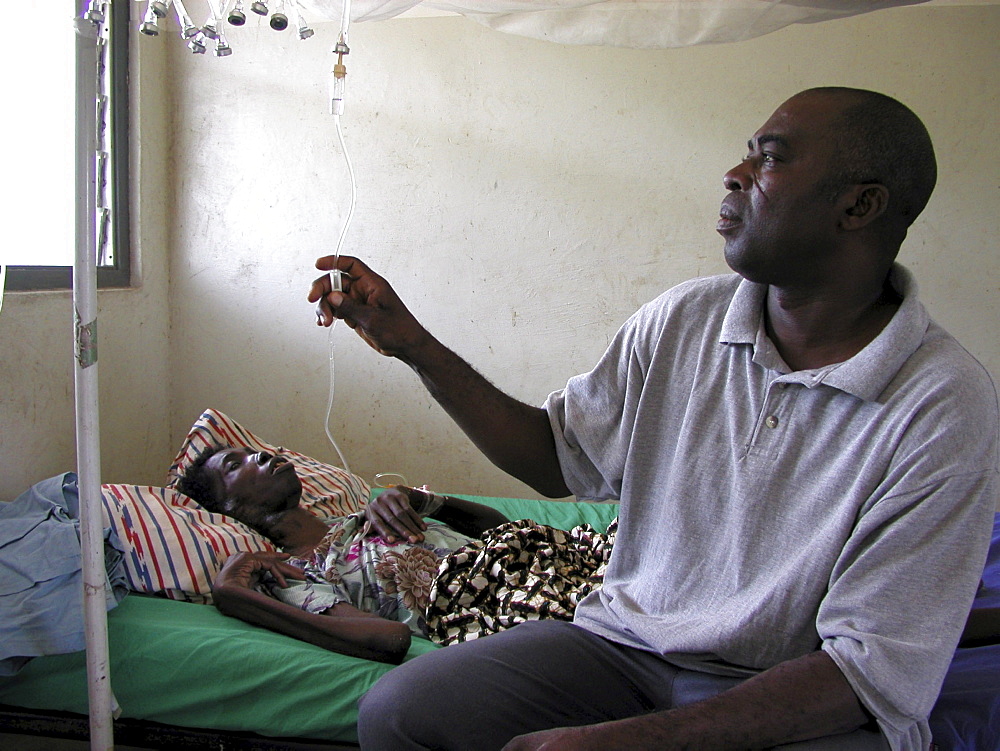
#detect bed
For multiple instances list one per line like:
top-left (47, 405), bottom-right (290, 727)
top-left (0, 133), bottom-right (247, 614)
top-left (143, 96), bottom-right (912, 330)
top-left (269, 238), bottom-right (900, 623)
top-left (0, 409), bottom-right (997, 750)
top-left (0, 498), bottom-right (620, 750)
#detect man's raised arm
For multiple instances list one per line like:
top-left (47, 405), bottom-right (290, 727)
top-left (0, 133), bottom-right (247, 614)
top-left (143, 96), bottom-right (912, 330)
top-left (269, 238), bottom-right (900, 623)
top-left (309, 255), bottom-right (571, 498)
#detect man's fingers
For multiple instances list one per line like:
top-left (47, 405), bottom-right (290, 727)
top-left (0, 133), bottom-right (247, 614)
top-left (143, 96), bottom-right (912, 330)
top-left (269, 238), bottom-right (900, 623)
top-left (314, 288), bottom-right (355, 329)
top-left (315, 255), bottom-right (373, 281)
top-left (314, 254), bottom-right (341, 272)
top-left (307, 274), bottom-right (329, 303)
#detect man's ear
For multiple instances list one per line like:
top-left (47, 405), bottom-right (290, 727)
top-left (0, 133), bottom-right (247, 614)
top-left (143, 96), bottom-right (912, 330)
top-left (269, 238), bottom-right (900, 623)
top-left (839, 183), bottom-right (889, 230)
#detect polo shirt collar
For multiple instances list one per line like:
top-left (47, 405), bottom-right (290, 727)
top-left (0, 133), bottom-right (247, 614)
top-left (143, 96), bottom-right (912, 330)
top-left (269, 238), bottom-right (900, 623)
top-left (719, 264), bottom-right (930, 401)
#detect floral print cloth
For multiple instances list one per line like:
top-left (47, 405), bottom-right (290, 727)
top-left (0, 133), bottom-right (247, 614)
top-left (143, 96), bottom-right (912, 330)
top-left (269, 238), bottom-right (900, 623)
top-left (265, 512), bottom-right (474, 637)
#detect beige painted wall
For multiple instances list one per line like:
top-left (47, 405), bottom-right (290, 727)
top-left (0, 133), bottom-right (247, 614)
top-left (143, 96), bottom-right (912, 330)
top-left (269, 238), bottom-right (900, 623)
top-left (0, 25), bottom-right (173, 501)
top-left (2, 4), bottom-right (997, 503)
top-left (167, 4), bottom-right (1000, 499)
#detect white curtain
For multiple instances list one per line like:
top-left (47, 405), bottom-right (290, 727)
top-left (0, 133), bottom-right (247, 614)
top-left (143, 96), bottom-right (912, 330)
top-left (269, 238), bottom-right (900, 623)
top-left (300, 0), bottom-right (932, 48)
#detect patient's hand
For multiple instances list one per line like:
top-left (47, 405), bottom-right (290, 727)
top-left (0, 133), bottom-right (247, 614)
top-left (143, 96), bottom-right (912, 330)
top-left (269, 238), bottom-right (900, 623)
top-left (213, 551), bottom-right (306, 592)
top-left (308, 255), bottom-right (431, 362)
top-left (365, 487), bottom-right (428, 544)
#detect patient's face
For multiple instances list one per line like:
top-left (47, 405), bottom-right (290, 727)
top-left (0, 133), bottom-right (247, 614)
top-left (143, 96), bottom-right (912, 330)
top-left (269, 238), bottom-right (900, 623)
top-left (204, 448), bottom-right (302, 522)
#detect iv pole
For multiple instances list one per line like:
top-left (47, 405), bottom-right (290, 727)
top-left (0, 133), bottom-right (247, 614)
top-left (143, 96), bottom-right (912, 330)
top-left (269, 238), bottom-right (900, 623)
top-left (75, 4), bottom-right (114, 749)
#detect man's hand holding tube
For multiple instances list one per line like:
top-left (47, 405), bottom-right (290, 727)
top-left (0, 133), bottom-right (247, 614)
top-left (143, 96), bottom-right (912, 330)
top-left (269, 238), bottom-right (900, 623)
top-left (308, 254), bottom-right (572, 499)
top-left (309, 255), bottom-right (430, 362)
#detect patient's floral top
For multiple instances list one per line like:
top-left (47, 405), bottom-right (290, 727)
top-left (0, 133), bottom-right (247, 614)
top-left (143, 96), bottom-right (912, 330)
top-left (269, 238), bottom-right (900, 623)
top-left (263, 511), bottom-right (474, 636)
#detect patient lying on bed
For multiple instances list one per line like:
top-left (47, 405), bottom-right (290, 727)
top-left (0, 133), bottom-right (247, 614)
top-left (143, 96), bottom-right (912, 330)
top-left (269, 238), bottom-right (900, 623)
top-left (176, 445), bottom-right (515, 663)
top-left (180, 446), bottom-right (1000, 664)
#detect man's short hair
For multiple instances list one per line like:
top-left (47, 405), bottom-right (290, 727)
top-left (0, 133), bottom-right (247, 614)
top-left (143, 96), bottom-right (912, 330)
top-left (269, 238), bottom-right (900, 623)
top-left (813, 87), bottom-right (937, 227)
top-left (176, 446), bottom-right (226, 512)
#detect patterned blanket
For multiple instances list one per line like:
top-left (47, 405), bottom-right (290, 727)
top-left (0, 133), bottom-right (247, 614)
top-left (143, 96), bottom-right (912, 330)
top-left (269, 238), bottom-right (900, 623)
top-left (425, 517), bottom-right (618, 645)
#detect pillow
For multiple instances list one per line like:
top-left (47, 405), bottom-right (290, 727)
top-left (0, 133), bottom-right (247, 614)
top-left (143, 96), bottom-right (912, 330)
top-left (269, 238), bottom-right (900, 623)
top-left (165, 408), bottom-right (370, 520)
top-left (101, 483), bottom-right (276, 604)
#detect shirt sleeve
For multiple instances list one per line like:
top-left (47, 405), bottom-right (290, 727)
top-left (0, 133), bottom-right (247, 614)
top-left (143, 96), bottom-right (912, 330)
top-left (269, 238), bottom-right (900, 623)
top-left (818, 389), bottom-right (998, 750)
top-left (544, 307), bottom-right (650, 501)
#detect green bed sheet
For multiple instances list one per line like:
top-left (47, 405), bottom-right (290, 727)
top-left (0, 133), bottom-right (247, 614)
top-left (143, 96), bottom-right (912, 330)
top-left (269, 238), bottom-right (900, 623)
top-left (0, 495), bottom-right (619, 743)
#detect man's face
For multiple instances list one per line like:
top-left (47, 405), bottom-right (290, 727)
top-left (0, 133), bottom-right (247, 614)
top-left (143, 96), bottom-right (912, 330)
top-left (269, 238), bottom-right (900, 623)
top-left (204, 448), bottom-right (302, 522)
top-left (717, 92), bottom-right (849, 287)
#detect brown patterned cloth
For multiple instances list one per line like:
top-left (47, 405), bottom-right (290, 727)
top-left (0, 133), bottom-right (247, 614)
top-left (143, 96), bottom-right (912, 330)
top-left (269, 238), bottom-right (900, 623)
top-left (426, 518), bottom-right (618, 645)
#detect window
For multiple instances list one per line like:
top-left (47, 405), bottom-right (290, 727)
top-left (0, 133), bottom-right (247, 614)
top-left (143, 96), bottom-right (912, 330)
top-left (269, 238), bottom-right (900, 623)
top-left (2, 0), bottom-right (130, 291)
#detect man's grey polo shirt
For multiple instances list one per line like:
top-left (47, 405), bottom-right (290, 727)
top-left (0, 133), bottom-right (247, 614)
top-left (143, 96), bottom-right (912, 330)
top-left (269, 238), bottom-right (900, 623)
top-left (545, 265), bottom-right (999, 750)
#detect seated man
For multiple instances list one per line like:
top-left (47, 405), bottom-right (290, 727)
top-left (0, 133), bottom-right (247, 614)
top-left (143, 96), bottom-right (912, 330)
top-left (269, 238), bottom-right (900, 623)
top-left (309, 86), bottom-right (999, 750)
top-left (178, 445), bottom-right (509, 663)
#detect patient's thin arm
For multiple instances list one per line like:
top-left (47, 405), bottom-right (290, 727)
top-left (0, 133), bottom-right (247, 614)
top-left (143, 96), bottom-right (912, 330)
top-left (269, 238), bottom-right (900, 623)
top-left (212, 552), bottom-right (411, 664)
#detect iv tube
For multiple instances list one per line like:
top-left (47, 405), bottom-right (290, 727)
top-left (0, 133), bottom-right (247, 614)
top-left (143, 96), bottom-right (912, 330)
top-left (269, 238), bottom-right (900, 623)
top-left (323, 0), bottom-right (356, 473)
top-left (340, 0), bottom-right (352, 41)
top-left (324, 318), bottom-right (352, 472)
top-left (328, 0), bottom-right (354, 274)
top-left (330, 115), bottom-right (357, 283)
top-left (324, 113), bottom-right (357, 472)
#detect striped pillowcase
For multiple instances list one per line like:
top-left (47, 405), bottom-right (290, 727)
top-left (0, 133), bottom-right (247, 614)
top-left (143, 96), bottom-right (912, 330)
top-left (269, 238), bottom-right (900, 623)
top-left (101, 483), bottom-right (276, 604)
top-left (165, 408), bottom-right (370, 520)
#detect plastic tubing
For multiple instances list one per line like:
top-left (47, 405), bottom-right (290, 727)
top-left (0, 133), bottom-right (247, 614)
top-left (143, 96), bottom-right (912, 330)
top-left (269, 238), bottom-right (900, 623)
top-left (322, 0), bottom-right (355, 472)
top-left (324, 316), bottom-right (353, 473)
top-left (340, 0), bottom-right (351, 41)
top-left (330, 114), bottom-right (357, 285)
top-left (330, 0), bottom-right (355, 275)
top-left (323, 106), bottom-right (358, 471)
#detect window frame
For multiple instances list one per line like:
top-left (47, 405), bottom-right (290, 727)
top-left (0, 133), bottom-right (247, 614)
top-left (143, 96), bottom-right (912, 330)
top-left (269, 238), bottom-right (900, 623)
top-left (6, 0), bottom-right (130, 292)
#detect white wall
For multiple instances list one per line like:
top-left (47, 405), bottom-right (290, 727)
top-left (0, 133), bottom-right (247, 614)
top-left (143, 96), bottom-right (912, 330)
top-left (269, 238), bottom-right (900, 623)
top-left (0, 28), bottom-right (173, 501)
top-left (166, 4), bottom-right (1000, 500)
top-left (2, 4), bottom-right (997, 503)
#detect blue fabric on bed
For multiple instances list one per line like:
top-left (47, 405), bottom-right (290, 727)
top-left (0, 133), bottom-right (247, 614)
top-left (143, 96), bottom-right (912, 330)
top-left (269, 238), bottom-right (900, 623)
top-left (0, 474), bottom-right (127, 676)
top-left (928, 512), bottom-right (1000, 749)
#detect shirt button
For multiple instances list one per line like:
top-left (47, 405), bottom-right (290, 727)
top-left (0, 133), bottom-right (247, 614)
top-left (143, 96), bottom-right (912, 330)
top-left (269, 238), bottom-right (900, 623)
top-left (765, 415), bottom-right (779, 429)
